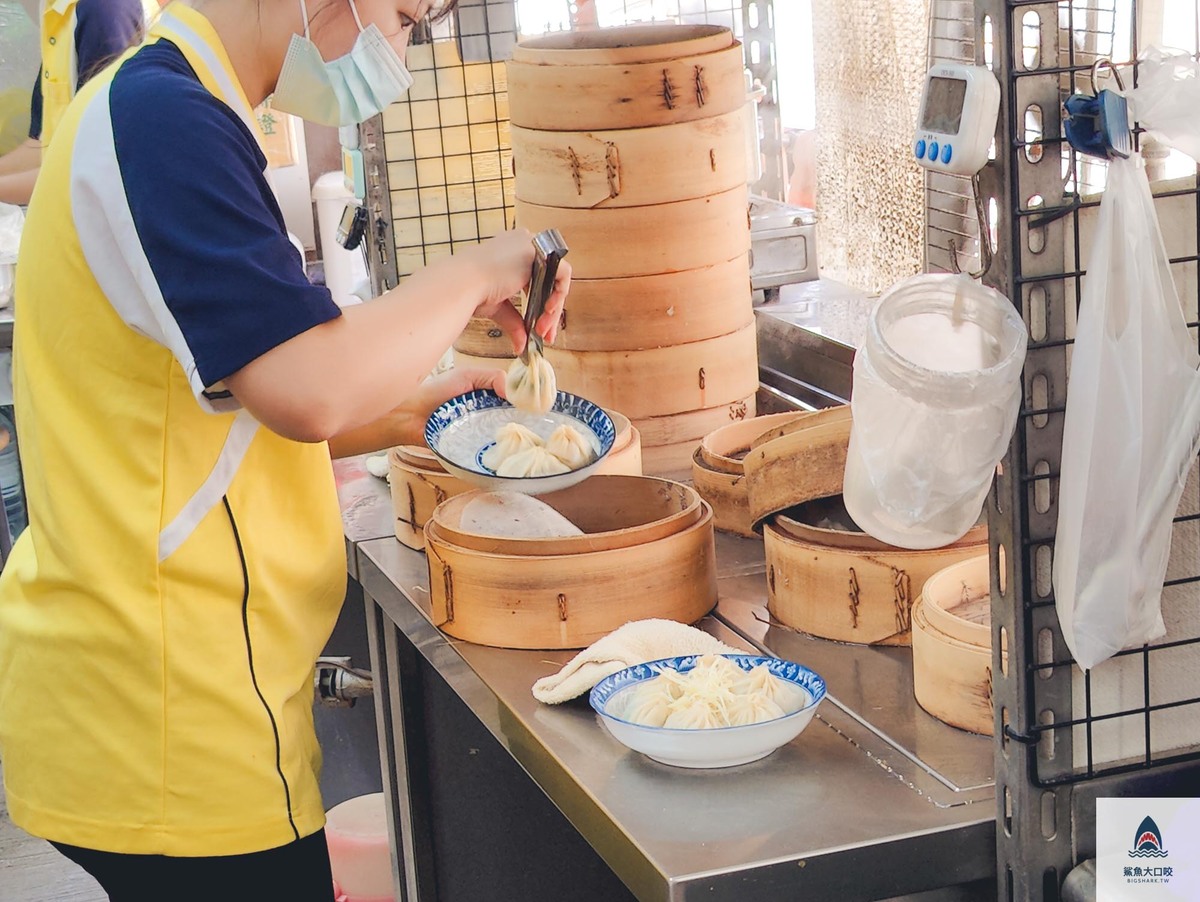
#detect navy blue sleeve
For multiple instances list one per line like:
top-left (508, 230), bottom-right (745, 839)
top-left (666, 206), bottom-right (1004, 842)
top-left (107, 44), bottom-right (340, 390)
top-left (74, 0), bottom-right (145, 86)
top-left (28, 70), bottom-right (42, 141)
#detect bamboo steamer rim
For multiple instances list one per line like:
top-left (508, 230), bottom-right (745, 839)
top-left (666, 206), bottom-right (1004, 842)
top-left (691, 447), bottom-right (758, 539)
top-left (429, 475), bottom-right (702, 556)
top-left (773, 505), bottom-right (989, 554)
top-left (766, 517), bottom-right (987, 562)
top-left (698, 412), bottom-right (810, 476)
top-left (511, 23), bottom-right (732, 65)
top-left (920, 555), bottom-right (993, 648)
top-left (392, 444), bottom-right (443, 472)
top-left (743, 407), bottom-right (854, 531)
top-left (749, 405), bottom-right (853, 451)
top-left (424, 499), bottom-right (714, 565)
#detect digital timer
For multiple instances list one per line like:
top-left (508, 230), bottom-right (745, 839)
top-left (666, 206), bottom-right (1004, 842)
top-left (914, 64), bottom-right (1001, 176)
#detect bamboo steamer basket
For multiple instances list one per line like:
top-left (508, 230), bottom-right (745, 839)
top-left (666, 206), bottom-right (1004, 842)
top-left (633, 394), bottom-right (756, 446)
top-left (764, 515), bottom-right (989, 646)
top-left (691, 412), bottom-right (810, 536)
top-left (389, 447), bottom-right (473, 551)
top-left (387, 411), bottom-right (642, 549)
top-left (430, 475), bottom-right (700, 555)
top-left (546, 322), bottom-right (758, 420)
top-left (510, 111), bottom-right (747, 209)
top-left (913, 555), bottom-right (1004, 735)
top-left (508, 26), bottom-right (745, 131)
top-left (453, 316), bottom-right (518, 358)
top-left (515, 187), bottom-right (750, 279)
top-left (743, 406), bottom-right (854, 531)
top-left (555, 256), bottom-right (752, 352)
top-left (424, 500), bottom-right (718, 649)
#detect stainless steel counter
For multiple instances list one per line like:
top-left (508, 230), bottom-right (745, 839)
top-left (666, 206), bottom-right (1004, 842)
top-left (352, 507), bottom-right (998, 901)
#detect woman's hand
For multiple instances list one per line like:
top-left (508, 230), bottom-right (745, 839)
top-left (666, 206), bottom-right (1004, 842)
top-left (465, 229), bottom-right (573, 355)
top-left (327, 367), bottom-right (509, 458)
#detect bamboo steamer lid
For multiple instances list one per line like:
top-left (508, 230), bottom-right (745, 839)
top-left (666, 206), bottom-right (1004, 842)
top-left (764, 519), bottom-right (988, 646)
top-left (515, 187), bottom-right (750, 280)
top-left (431, 475), bottom-right (701, 556)
top-left (691, 412), bottom-right (812, 537)
top-left (555, 256), bottom-right (752, 352)
top-left (545, 322), bottom-right (758, 421)
top-left (510, 111), bottom-right (747, 209)
top-left (424, 503), bottom-right (718, 649)
top-left (508, 27), bottom-right (745, 131)
top-left (743, 406), bottom-right (853, 531)
top-left (633, 394), bottom-right (756, 446)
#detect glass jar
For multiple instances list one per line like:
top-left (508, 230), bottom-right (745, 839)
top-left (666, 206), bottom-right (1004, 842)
top-left (843, 273), bottom-right (1027, 549)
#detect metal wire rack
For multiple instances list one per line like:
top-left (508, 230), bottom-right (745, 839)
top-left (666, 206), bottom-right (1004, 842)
top-left (976, 0), bottom-right (1200, 895)
top-left (363, 0), bottom-right (787, 293)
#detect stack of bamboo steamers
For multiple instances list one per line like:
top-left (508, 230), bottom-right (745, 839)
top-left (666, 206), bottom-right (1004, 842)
top-left (507, 24), bottom-right (758, 477)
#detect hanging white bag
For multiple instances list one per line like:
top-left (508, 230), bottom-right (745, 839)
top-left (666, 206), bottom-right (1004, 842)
top-left (1053, 155), bottom-right (1200, 670)
top-left (1126, 47), bottom-right (1200, 163)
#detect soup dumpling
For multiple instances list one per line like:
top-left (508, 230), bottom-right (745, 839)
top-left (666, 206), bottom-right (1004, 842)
top-left (506, 352), bottom-right (557, 414)
top-left (544, 424), bottom-right (594, 470)
top-left (482, 422), bottom-right (542, 472)
top-left (496, 445), bottom-right (571, 478)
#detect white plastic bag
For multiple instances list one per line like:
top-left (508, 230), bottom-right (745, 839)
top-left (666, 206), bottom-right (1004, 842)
top-left (1053, 156), bottom-right (1200, 670)
top-left (1127, 47), bottom-right (1200, 162)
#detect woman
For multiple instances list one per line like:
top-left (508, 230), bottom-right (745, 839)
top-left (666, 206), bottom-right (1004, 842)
top-left (0, 0), bottom-right (147, 204)
top-left (0, 0), bottom-right (569, 898)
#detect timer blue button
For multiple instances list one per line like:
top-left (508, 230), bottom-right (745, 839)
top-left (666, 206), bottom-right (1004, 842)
top-left (929, 142), bottom-right (940, 160)
top-left (915, 139), bottom-right (926, 159)
top-left (942, 143), bottom-right (953, 164)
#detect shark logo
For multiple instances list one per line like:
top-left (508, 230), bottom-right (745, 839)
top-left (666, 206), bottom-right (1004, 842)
top-left (1129, 816), bottom-right (1169, 858)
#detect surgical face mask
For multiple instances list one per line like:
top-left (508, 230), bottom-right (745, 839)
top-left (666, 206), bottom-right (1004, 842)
top-left (270, 0), bottom-right (414, 127)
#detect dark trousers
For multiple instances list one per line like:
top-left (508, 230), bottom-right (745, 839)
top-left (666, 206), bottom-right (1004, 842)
top-left (52, 828), bottom-right (336, 902)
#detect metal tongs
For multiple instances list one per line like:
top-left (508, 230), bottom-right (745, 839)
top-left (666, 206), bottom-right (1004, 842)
top-left (520, 228), bottom-right (569, 363)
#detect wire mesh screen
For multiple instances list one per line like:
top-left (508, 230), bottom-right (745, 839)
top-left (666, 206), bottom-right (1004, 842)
top-left (997, 0), bottom-right (1200, 788)
top-left (376, 0), bottom-right (785, 281)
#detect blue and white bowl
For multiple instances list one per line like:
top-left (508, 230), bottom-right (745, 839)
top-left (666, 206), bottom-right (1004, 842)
top-left (425, 389), bottom-right (616, 495)
top-left (589, 654), bottom-right (826, 769)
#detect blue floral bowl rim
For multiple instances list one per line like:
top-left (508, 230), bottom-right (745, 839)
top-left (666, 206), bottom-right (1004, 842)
top-left (423, 388), bottom-right (616, 480)
top-left (589, 654), bottom-right (827, 733)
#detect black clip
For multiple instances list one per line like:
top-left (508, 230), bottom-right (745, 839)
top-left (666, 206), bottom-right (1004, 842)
top-left (1063, 59), bottom-right (1132, 160)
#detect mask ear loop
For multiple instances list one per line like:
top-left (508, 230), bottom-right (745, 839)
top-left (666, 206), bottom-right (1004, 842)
top-left (346, 0), bottom-right (366, 32)
top-left (297, 0), bottom-right (312, 39)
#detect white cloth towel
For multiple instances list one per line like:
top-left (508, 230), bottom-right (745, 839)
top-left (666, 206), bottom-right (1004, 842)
top-left (532, 618), bottom-right (741, 704)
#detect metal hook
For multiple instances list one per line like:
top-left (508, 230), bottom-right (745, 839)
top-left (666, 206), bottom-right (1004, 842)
top-left (948, 173), bottom-right (993, 280)
top-left (1090, 58), bottom-right (1128, 95)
